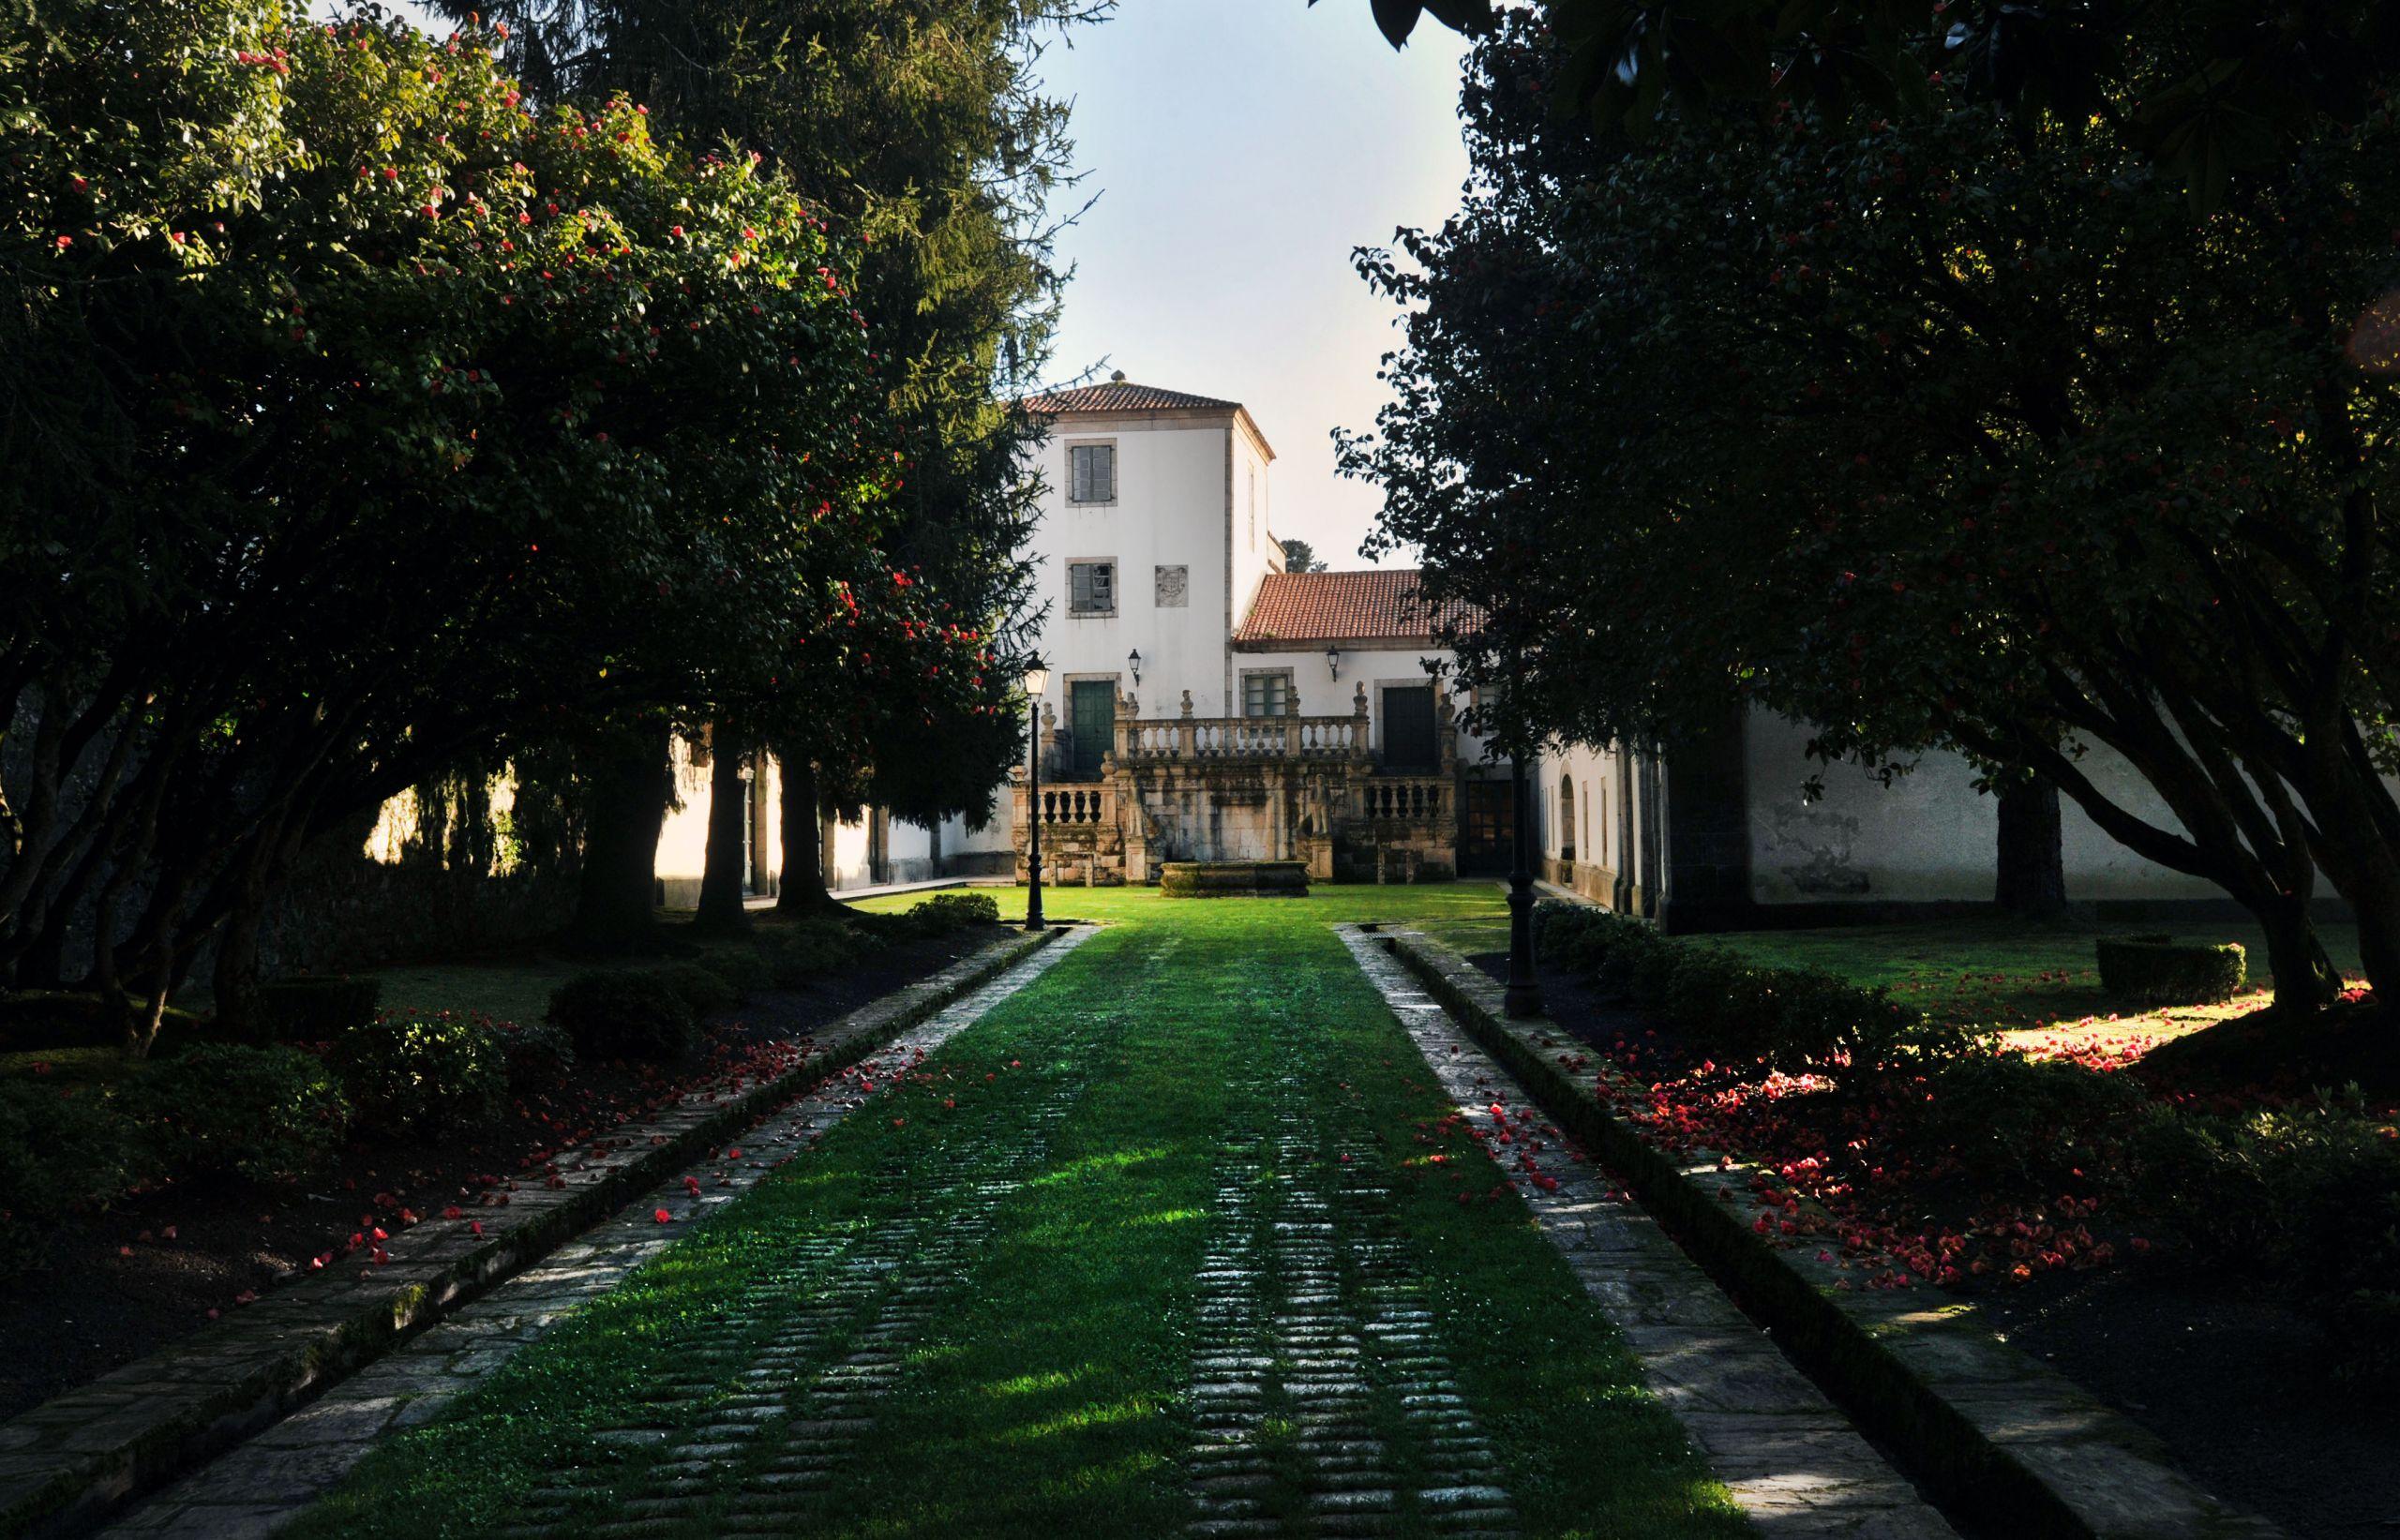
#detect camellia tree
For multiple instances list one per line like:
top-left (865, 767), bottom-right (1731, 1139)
top-left (438, 0), bottom-right (1088, 930)
top-left (1344, 12), bottom-right (2400, 1009)
top-left (0, 2), bottom-right (896, 1036)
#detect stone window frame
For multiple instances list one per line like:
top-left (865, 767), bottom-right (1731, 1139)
top-left (1238, 665), bottom-right (1295, 719)
top-left (1065, 557), bottom-right (1118, 618)
top-left (1065, 438), bottom-right (1118, 507)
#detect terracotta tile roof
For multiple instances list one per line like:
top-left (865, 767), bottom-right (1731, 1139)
top-left (1233, 570), bottom-right (1482, 646)
top-left (1023, 380), bottom-right (1241, 414)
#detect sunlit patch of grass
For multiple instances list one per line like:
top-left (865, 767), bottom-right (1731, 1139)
top-left (984, 1368), bottom-right (1077, 1398)
top-left (1708, 917), bottom-right (2364, 1062)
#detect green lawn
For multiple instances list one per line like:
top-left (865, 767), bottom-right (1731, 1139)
top-left (293, 884), bottom-right (1741, 1539)
top-left (1701, 915), bottom-right (2362, 1049)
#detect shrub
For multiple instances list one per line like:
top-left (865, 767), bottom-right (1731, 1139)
top-left (547, 969), bottom-right (697, 1061)
top-left (328, 1012), bottom-right (507, 1134)
top-left (844, 910), bottom-right (912, 947)
top-left (254, 976), bottom-right (384, 1042)
top-left (2132, 1100), bottom-right (2400, 1388)
top-left (2133, 1098), bottom-right (2400, 1276)
top-left (495, 1019), bottom-right (577, 1089)
top-left (1915, 1052), bottom-right (2154, 1189)
top-left (648, 961), bottom-right (738, 1016)
top-left (1533, 902), bottom-right (1649, 977)
top-left (909, 890), bottom-right (999, 931)
top-left (0, 1081), bottom-right (150, 1278)
top-left (2095, 934), bottom-right (2246, 1005)
top-left (128, 1044), bottom-right (349, 1182)
top-left (698, 948), bottom-right (772, 1001)
top-left (763, 920), bottom-right (857, 988)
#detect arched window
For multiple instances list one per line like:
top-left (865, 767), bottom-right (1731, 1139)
top-left (1559, 777), bottom-right (1577, 863)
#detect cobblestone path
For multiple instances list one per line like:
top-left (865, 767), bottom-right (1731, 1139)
top-left (153, 894), bottom-right (1944, 1540)
top-left (1185, 1069), bottom-right (1519, 1536)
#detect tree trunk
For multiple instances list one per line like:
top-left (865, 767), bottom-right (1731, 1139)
top-left (2254, 891), bottom-right (2342, 1012)
top-left (1994, 777), bottom-right (2067, 919)
top-left (776, 755), bottom-right (838, 913)
top-left (694, 722), bottom-right (751, 935)
top-left (568, 722), bottom-right (671, 952)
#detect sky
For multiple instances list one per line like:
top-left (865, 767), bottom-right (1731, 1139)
top-left (1029, 3), bottom-right (1473, 569)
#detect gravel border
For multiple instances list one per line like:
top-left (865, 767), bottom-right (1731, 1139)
top-left (0, 926), bottom-right (1064, 1539)
top-left (1377, 926), bottom-right (2280, 1540)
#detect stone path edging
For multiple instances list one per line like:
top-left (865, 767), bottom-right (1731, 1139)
top-left (106, 925), bottom-right (1096, 1538)
top-left (1379, 928), bottom-right (2279, 1540)
top-left (1340, 927), bottom-right (1955, 1539)
top-left (0, 926), bottom-right (1064, 1540)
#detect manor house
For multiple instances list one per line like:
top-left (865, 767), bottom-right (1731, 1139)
top-left (648, 377), bottom-right (2240, 929)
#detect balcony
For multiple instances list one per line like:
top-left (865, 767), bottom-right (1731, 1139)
top-left (1117, 713), bottom-right (1366, 764)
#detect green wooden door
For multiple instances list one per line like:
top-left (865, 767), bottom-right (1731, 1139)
top-left (1069, 680), bottom-right (1115, 780)
top-left (1382, 686), bottom-right (1437, 770)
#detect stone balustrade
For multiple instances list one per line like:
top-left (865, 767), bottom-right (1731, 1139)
top-left (1118, 713), bottom-right (1365, 763)
top-left (1359, 776), bottom-right (1446, 823)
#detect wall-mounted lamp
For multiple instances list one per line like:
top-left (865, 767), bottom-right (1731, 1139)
top-left (1127, 648), bottom-right (1143, 685)
top-left (1326, 644), bottom-right (1342, 681)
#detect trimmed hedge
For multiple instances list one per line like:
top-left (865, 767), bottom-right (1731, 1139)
top-left (701, 948), bottom-right (772, 1001)
top-left (2095, 934), bottom-right (2246, 1004)
top-left (764, 920), bottom-right (858, 988)
top-left (126, 1044), bottom-right (350, 1183)
top-left (328, 1012), bottom-right (507, 1134)
top-left (254, 975), bottom-right (384, 1042)
top-left (649, 961), bottom-right (738, 1016)
top-left (0, 1081), bottom-right (151, 1278)
top-left (496, 1019), bottom-right (577, 1089)
top-left (547, 969), bottom-right (697, 1061)
top-left (1532, 900), bottom-right (1969, 1075)
top-left (909, 890), bottom-right (1000, 931)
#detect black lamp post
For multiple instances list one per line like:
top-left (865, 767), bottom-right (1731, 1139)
top-left (1023, 663), bottom-right (1050, 931)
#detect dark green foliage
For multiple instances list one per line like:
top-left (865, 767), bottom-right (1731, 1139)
top-left (0, 1082), bottom-right (150, 1278)
top-left (763, 920), bottom-right (859, 988)
top-left (2096, 935), bottom-right (2247, 1005)
top-left (648, 962), bottom-right (738, 1017)
top-left (844, 910), bottom-right (913, 948)
top-left (1912, 1053), bottom-right (2153, 1189)
top-left (1532, 902), bottom-right (1961, 1075)
top-left (547, 971), bottom-right (698, 1061)
top-left (327, 1014), bottom-right (507, 1134)
top-left (255, 976), bottom-right (386, 1043)
top-left (128, 1045), bottom-right (350, 1183)
top-left (702, 949), bottom-right (772, 1001)
top-left (2133, 1096), bottom-right (2400, 1385)
top-left (904, 891), bottom-right (1000, 936)
top-left (495, 1020), bottom-right (578, 1090)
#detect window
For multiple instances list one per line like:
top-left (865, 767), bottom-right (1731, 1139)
top-left (1241, 670), bottom-right (1292, 718)
top-left (1069, 443), bottom-right (1115, 504)
top-left (1068, 561), bottom-right (1116, 615)
top-left (1559, 778), bottom-right (1577, 863)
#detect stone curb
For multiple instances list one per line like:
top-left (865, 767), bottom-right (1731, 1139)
top-left (1379, 927), bottom-right (2279, 1540)
top-left (0, 926), bottom-right (1063, 1540)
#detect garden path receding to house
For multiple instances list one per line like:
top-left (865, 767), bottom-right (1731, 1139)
top-left (0, 923), bottom-right (1005, 1425)
top-left (138, 886), bottom-right (1960, 1540)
